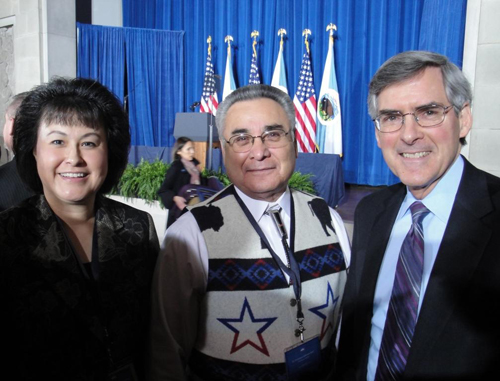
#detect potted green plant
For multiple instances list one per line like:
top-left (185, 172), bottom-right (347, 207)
top-left (110, 158), bottom-right (316, 240)
top-left (113, 158), bottom-right (316, 203)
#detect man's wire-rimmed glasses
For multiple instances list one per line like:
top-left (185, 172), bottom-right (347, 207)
top-left (374, 104), bottom-right (453, 133)
top-left (224, 129), bottom-right (291, 153)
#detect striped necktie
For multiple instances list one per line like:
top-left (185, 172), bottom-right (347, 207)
top-left (375, 201), bottom-right (430, 380)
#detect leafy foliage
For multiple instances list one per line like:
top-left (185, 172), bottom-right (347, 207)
top-left (112, 159), bottom-right (169, 204)
top-left (288, 171), bottom-right (316, 194)
top-left (202, 168), bottom-right (231, 186)
top-left (112, 158), bottom-right (316, 203)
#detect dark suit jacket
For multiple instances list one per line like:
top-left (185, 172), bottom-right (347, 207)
top-left (0, 195), bottom-right (159, 380)
top-left (0, 157), bottom-right (34, 212)
top-left (336, 157), bottom-right (500, 380)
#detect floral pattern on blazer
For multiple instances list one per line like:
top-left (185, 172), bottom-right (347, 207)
top-left (0, 194), bottom-right (159, 380)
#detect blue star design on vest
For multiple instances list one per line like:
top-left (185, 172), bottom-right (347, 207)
top-left (309, 282), bottom-right (339, 340)
top-left (217, 297), bottom-right (278, 356)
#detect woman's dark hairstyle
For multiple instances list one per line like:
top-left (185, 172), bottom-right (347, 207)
top-left (172, 136), bottom-right (193, 161)
top-left (13, 77), bottom-right (131, 194)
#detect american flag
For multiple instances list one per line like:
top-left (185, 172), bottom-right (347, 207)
top-left (293, 52), bottom-right (317, 153)
top-left (248, 51), bottom-right (261, 85)
top-left (200, 54), bottom-right (218, 115)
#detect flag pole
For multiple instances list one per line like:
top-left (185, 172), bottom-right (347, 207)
top-left (294, 29), bottom-right (317, 153)
top-left (302, 29), bottom-right (311, 55)
top-left (207, 35), bottom-right (214, 170)
top-left (326, 23), bottom-right (337, 44)
top-left (317, 23), bottom-right (342, 155)
top-left (249, 31), bottom-right (261, 85)
top-left (223, 35), bottom-right (235, 99)
top-left (251, 30), bottom-right (259, 59)
top-left (278, 28), bottom-right (286, 47)
top-left (271, 28), bottom-right (288, 93)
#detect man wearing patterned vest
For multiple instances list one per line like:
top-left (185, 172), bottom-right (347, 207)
top-left (149, 84), bottom-right (350, 381)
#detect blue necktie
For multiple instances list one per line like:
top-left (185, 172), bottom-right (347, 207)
top-left (375, 201), bottom-right (430, 380)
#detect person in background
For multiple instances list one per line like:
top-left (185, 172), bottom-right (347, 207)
top-left (0, 77), bottom-right (159, 380)
top-left (158, 136), bottom-right (205, 227)
top-left (336, 51), bottom-right (500, 380)
top-left (0, 92), bottom-right (34, 212)
top-left (149, 84), bottom-right (350, 381)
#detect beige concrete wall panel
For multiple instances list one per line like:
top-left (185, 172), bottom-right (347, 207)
top-left (0, 1), bottom-right (16, 18)
top-left (472, 43), bottom-right (500, 131)
top-left (469, 129), bottom-right (500, 172)
top-left (16, 58), bottom-right (40, 88)
top-left (472, 83), bottom-right (500, 129)
top-left (47, 34), bottom-right (76, 78)
top-left (16, 34), bottom-right (40, 59)
top-left (18, 0), bottom-right (38, 12)
top-left (474, 43), bottom-right (500, 85)
top-left (478, 0), bottom-right (500, 44)
top-left (15, 7), bottom-right (40, 36)
top-left (46, 0), bottom-right (75, 38)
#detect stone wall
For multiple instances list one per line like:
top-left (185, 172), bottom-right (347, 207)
top-left (0, 26), bottom-right (14, 164)
top-left (462, 0), bottom-right (500, 178)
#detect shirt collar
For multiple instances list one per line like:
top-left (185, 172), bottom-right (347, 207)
top-left (398, 155), bottom-right (464, 222)
top-left (234, 186), bottom-right (291, 223)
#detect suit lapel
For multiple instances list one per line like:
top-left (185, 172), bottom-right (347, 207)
top-left (406, 159), bottom-right (494, 374)
top-left (356, 184), bottom-right (407, 370)
top-left (359, 184), bottom-right (406, 305)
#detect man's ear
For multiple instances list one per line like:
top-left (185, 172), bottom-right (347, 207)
top-left (459, 103), bottom-right (472, 139)
top-left (294, 139), bottom-right (298, 158)
top-left (7, 117), bottom-right (15, 137)
top-left (220, 139), bottom-right (226, 158)
top-left (375, 128), bottom-right (382, 149)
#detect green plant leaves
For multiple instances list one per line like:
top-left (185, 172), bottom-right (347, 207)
top-left (112, 159), bottom-right (169, 204)
top-left (288, 171), bottom-right (316, 195)
top-left (111, 158), bottom-right (316, 202)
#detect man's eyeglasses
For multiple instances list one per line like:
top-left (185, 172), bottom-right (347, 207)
top-left (374, 104), bottom-right (453, 133)
top-left (224, 129), bottom-right (291, 153)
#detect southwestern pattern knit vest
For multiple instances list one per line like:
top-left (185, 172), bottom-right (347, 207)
top-left (189, 186), bottom-right (347, 381)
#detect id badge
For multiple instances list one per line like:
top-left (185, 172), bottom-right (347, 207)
top-left (108, 363), bottom-right (138, 381)
top-left (284, 336), bottom-right (321, 381)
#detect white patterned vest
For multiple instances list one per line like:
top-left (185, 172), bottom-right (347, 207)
top-left (188, 186), bottom-right (347, 381)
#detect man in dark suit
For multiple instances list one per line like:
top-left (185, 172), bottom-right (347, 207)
top-left (336, 51), bottom-right (500, 380)
top-left (0, 92), bottom-right (34, 212)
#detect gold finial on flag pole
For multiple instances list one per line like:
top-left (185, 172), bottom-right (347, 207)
top-left (251, 30), bottom-right (259, 58)
top-left (277, 28), bottom-right (287, 48)
top-left (207, 35), bottom-right (212, 57)
top-left (224, 35), bottom-right (233, 55)
top-left (326, 23), bottom-right (337, 44)
top-left (302, 29), bottom-right (311, 54)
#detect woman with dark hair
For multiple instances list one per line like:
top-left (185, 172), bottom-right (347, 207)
top-left (0, 77), bottom-right (159, 380)
top-left (158, 136), bottom-right (205, 227)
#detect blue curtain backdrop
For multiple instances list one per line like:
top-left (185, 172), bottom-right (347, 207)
top-left (122, 0), bottom-right (467, 185)
top-left (77, 23), bottom-right (184, 147)
top-left (125, 28), bottom-right (184, 147)
top-left (77, 23), bottom-right (126, 102)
